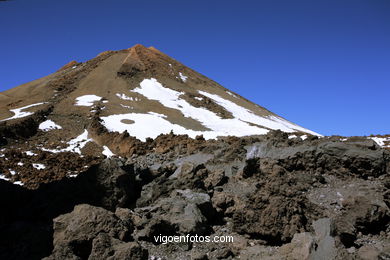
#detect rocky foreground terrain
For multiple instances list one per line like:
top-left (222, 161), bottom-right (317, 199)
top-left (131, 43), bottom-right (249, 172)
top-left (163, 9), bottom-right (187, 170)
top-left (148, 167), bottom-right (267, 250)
top-left (0, 44), bottom-right (389, 259)
top-left (0, 130), bottom-right (389, 260)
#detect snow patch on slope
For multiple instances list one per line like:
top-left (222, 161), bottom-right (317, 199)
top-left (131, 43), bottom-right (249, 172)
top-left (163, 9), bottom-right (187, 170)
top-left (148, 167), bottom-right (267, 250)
top-left (199, 91), bottom-right (320, 136)
top-left (100, 78), bottom-right (320, 141)
top-left (101, 79), bottom-right (271, 140)
top-left (41, 130), bottom-right (92, 154)
top-left (32, 163), bottom-right (46, 170)
top-left (75, 95), bottom-right (102, 106)
top-left (101, 112), bottom-right (203, 141)
top-left (369, 136), bottom-right (390, 148)
top-left (120, 104), bottom-right (133, 109)
top-left (0, 175), bottom-right (10, 181)
top-left (179, 72), bottom-right (188, 82)
top-left (39, 120), bottom-right (62, 131)
top-left (132, 79), bottom-right (272, 136)
top-left (226, 91), bottom-right (238, 98)
top-left (102, 146), bottom-right (115, 157)
top-left (300, 135), bottom-right (308, 140)
top-left (0, 102), bottom-right (46, 122)
top-left (25, 151), bottom-right (37, 156)
top-left (116, 93), bottom-right (138, 101)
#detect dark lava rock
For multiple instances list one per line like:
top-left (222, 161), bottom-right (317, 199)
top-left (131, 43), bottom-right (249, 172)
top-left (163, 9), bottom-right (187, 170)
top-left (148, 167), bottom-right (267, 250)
top-left (246, 138), bottom-right (389, 179)
top-left (52, 204), bottom-right (132, 244)
top-left (44, 204), bottom-right (146, 260)
top-left (0, 158), bottom-right (140, 260)
top-left (88, 233), bottom-right (148, 260)
top-left (136, 189), bottom-right (216, 240)
top-left (335, 195), bottom-right (390, 248)
top-left (1, 131), bottom-right (390, 259)
top-left (82, 158), bottom-right (138, 210)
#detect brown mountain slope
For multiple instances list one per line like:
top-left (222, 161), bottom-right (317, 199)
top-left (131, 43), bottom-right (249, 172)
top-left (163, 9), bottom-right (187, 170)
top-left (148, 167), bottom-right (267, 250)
top-left (0, 44), bottom-right (324, 187)
top-left (0, 44), bottom-right (318, 135)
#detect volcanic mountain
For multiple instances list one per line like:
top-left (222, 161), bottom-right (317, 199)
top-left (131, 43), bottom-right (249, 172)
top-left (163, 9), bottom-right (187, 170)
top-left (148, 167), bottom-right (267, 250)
top-left (0, 44), bottom-right (319, 137)
top-left (1, 45), bottom-right (389, 260)
top-left (0, 44), bottom-right (321, 186)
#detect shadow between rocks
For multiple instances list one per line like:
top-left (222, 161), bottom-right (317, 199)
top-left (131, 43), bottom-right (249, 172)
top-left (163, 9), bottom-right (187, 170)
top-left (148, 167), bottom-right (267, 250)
top-left (0, 158), bottom-right (139, 260)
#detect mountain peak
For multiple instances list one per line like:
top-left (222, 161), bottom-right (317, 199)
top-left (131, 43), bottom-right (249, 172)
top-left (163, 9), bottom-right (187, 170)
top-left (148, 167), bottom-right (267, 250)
top-left (0, 45), bottom-right (322, 188)
top-left (127, 44), bottom-right (160, 56)
top-left (129, 43), bottom-right (149, 50)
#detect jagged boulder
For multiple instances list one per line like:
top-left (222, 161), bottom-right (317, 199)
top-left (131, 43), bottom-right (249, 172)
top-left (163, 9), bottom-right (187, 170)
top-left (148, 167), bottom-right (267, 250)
top-left (79, 158), bottom-right (138, 210)
top-left (44, 204), bottom-right (146, 260)
top-left (136, 161), bottom-right (209, 207)
top-left (334, 195), bottom-right (390, 248)
top-left (88, 233), bottom-right (148, 260)
top-left (246, 138), bottom-right (389, 178)
top-left (278, 232), bottom-right (316, 260)
top-left (135, 189), bottom-right (216, 240)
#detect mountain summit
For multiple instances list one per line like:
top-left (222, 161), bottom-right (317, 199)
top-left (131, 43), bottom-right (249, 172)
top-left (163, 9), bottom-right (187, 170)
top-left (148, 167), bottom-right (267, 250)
top-left (0, 44), bottom-right (318, 138)
top-left (0, 44), bottom-right (319, 185)
top-left (1, 45), bottom-right (390, 260)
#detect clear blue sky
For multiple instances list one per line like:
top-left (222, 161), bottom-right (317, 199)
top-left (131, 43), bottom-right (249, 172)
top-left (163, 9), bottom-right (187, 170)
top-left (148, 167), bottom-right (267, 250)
top-left (0, 0), bottom-right (389, 136)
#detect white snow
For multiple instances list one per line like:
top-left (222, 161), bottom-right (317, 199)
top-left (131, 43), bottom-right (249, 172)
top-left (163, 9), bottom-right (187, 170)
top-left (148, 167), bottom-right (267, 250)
top-left (67, 130), bottom-right (92, 152)
top-left (120, 104), bottom-right (133, 109)
top-left (194, 97), bottom-right (203, 101)
top-left (300, 135), bottom-right (308, 140)
top-left (17, 162), bottom-right (24, 166)
top-left (0, 173), bottom-right (21, 185)
top-left (0, 102), bottom-right (46, 122)
top-left (101, 78), bottom-right (320, 141)
top-left (9, 170), bottom-right (16, 175)
top-left (25, 151), bottom-right (37, 156)
top-left (288, 135), bottom-right (297, 139)
top-left (39, 120), bottom-right (62, 131)
top-left (75, 95), bottom-right (102, 106)
top-left (116, 93), bottom-right (139, 102)
top-left (101, 112), bottom-right (204, 141)
top-left (32, 163), bottom-right (46, 170)
top-left (199, 90), bottom-right (321, 136)
top-left (106, 79), bottom-right (272, 140)
top-left (40, 130), bottom-right (92, 154)
top-left (102, 146), bottom-right (115, 157)
top-left (369, 136), bottom-right (390, 148)
top-left (149, 111), bottom-right (166, 118)
top-left (179, 72), bottom-right (188, 82)
top-left (226, 91), bottom-right (238, 98)
top-left (116, 93), bottom-right (134, 101)
top-left (0, 175), bottom-right (10, 181)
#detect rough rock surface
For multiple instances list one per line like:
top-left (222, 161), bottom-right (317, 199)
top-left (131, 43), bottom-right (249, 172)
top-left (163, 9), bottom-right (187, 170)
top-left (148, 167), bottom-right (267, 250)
top-left (43, 204), bottom-right (141, 260)
top-left (135, 189), bottom-right (216, 241)
top-left (0, 131), bottom-right (389, 259)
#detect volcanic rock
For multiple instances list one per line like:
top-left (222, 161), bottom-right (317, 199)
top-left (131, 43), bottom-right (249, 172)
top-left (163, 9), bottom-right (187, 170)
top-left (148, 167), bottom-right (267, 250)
top-left (0, 44), bottom-right (389, 259)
